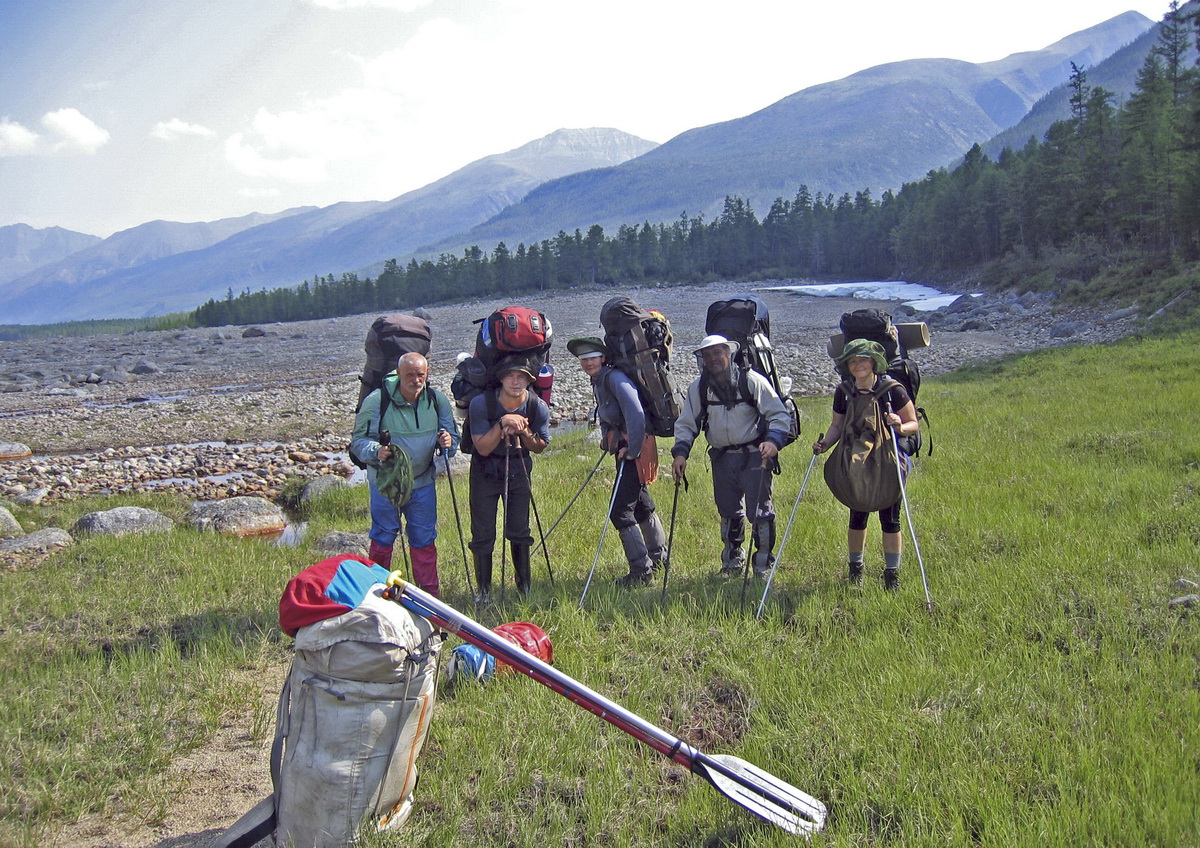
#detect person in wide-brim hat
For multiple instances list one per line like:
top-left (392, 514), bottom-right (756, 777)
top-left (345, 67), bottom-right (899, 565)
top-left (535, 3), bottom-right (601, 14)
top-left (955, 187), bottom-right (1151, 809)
top-left (835, 337), bottom-right (888, 375)
top-left (566, 336), bottom-right (607, 359)
top-left (693, 333), bottom-right (741, 357)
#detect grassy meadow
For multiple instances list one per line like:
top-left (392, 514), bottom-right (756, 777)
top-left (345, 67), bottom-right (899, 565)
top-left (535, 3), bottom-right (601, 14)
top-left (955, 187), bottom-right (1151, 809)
top-left (2, 330), bottom-right (1198, 847)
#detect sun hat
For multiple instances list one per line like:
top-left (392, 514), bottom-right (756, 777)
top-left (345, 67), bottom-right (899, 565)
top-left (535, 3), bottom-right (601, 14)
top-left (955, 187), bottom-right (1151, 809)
top-left (567, 337), bottom-right (606, 359)
top-left (496, 360), bottom-right (537, 381)
top-left (693, 334), bottom-right (740, 356)
top-left (835, 338), bottom-right (888, 374)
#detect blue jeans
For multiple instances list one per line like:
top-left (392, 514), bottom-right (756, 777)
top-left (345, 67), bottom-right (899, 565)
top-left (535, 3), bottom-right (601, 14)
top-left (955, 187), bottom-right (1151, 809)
top-left (369, 479), bottom-right (437, 548)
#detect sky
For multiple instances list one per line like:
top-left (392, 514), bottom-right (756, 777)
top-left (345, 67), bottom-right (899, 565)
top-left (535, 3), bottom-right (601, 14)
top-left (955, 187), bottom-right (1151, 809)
top-left (0, 0), bottom-right (1170, 238)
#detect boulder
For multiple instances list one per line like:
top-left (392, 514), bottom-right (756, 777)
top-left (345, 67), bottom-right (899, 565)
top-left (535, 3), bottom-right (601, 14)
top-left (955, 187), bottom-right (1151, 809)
top-left (0, 506), bottom-right (22, 538)
top-left (188, 496), bottom-right (287, 537)
top-left (0, 527), bottom-right (73, 555)
top-left (15, 487), bottom-right (51, 506)
top-left (316, 530), bottom-right (371, 557)
top-left (0, 442), bottom-right (33, 460)
top-left (71, 506), bottom-right (175, 538)
top-left (300, 474), bottom-right (348, 503)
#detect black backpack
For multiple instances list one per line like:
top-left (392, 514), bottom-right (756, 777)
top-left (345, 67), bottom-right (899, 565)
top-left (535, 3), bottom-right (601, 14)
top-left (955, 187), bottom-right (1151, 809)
top-left (599, 296), bottom-right (684, 438)
top-left (355, 313), bottom-right (432, 411)
top-left (704, 295), bottom-right (800, 446)
top-left (833, 308), bottom-right (930, 456)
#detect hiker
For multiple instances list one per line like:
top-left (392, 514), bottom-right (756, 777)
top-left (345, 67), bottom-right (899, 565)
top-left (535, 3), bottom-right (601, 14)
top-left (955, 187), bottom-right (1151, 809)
top-left (467, 359), bottom-right (551, 601)
top-left (812, 338), bottom-right (919, 590)
top-left (670, 334), bottom-right (793, 578)
top-left (351, 352), bottom-right (458, 597)
top-left (568, 336), bottom-right (668, 588)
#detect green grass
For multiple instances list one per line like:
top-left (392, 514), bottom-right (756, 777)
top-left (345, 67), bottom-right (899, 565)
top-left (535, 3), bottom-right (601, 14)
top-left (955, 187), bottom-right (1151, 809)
top-left (3, 331), bottom-right (1199, 847)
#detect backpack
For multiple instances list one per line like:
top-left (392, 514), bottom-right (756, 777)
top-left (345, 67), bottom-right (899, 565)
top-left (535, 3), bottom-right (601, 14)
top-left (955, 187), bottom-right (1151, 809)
top-left (829, 308), bottom-right (931, 456)
top-left (217, 555), bottom-right (440, 848)
top-left (452, 306), bottom-right (554, 411)
top-left (458, 390), bottom-right (537, 457)
top-left (823, 378), bottom-right (905, 513)
top-left (356, 313), bottom-right (433, 410)
top-left (599, 296), bottom-right (684, 438)
top-left (703, 295), bottom-right (800, 446)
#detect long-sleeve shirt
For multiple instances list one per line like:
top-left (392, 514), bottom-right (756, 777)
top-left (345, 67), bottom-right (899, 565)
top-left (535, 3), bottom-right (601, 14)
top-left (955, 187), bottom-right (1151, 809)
top-left (351, 375), bottom-right (458, 490)
top-left (672, 368), bottom-right (792, 457)
top-left (593, 366), bottom-right (647, 460)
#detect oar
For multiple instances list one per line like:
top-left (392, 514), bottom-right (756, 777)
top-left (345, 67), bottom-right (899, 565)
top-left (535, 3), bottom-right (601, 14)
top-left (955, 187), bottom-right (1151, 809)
top-left (382, 574), bottom-right (827, 836)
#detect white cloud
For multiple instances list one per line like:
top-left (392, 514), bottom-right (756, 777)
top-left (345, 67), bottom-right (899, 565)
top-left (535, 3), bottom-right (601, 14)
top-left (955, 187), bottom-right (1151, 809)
top-left (225, 132), bottom-right (329, 183)
top-left (238, 187), bottom-right (282, 199)
top-left (0, 119), bottom-right (40, 156)
top-left (41, 108), bottom-right (110, 154)
top-left (150, 118), bottom-right (217, 141)
top-left (305, 0), bottom-right (433, 10)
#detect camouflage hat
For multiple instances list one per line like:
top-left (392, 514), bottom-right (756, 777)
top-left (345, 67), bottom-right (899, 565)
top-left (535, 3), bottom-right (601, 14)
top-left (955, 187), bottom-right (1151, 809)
top-left (836, 337), bottom-right (888, 374)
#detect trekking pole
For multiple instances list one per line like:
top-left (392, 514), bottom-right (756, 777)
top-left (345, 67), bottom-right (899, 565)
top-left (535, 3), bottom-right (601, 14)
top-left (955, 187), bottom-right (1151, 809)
top-left (438, 437), bottom-right (474, 596)
top-left (756, 434), bottom-right (822, 621)
top-left (578, 459), bottom-right (626, 609)
top-left (740, 455), bottom-right (774, 610)
top-left (514, 451), bottom-right (555, 586)
top-left (381, 575), bottom-right (826, 836)
top-left (532, 451), bottom-right (605, 555)
top-left (500, 443), bottom-right (510, 605)
top-left (886, 404), bottom-right (934, 612)
top-left (659, 472), bottom-right (687, 602)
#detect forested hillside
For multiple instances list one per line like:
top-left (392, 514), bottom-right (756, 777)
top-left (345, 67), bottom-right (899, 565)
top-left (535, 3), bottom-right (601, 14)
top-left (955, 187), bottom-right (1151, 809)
top-left (194, 5), bottom-right (1200, 329)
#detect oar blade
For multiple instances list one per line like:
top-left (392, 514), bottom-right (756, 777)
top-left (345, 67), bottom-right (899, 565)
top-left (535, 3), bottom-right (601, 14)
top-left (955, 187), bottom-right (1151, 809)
top-left (696, 754), bottom-right (827, 836)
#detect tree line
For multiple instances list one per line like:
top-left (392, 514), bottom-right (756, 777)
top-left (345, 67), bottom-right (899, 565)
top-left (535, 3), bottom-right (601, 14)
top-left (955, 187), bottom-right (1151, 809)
top-left (193, 4), bottom-right (1200, 328)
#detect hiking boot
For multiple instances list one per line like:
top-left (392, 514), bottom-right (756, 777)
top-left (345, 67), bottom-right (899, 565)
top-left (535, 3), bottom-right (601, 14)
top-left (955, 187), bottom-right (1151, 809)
top-left (473, 590), bottom-right (492, 607)
top-left (615, 570), bottom-right (652, 588)
top-left (719, 553), bottom-right (744, 577)
top-left (883, 568), bottom-right (901, 592)
top-left (753, 566), bottom-right (772, 580)
top-left (847, 562), bottom-right (864, 585)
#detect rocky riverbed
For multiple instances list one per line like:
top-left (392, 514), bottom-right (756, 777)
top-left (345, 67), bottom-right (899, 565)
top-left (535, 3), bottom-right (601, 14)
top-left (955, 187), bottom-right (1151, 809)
top-left (0, 280), bottom-right (1141, 504)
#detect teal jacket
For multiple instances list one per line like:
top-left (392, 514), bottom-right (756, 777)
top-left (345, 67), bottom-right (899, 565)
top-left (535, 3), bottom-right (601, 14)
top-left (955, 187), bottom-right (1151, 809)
top-left (351, 374), bottom-right (459, 491)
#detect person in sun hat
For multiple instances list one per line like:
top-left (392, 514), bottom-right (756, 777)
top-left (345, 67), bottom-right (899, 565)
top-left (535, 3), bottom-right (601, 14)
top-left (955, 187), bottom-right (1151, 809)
top-left (812, 337), bottom-right (919, 591)
top-left (568, 336), bottom-right (668, 589)
top-left (465, 356), bottom-right (551, 602)
top-left (351, 351), bottom-right (458, 598)
top-left (670, 334), bottom-right (792, 579)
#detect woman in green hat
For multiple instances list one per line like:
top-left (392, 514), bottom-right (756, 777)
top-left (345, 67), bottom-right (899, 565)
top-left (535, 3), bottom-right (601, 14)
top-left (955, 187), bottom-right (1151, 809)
top-left (812, 338), bottom-right (919, 590)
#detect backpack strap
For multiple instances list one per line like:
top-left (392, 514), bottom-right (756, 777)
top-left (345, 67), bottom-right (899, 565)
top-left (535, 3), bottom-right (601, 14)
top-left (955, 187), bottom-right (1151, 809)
top-left (698, 366), bottom-right (756, 434)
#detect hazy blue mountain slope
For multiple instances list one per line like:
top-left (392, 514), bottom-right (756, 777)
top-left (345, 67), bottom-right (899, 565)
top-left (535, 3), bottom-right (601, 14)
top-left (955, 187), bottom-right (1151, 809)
top-left (0, 224), bottom-right (101, 286)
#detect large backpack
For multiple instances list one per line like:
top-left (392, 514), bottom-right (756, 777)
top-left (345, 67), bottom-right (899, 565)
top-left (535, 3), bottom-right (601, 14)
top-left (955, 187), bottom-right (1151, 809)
top-left (704, 295), bottom-right (801, 446)
top-left (823, 378), bottom-right (905, 513)
top-left (829, 308), bottom-right (931, 456)
top-left (452, 306), bottom-right (553, 410)
top-left (356, 313), bottom-right (433, 410)
top-left (217, 555), bottom-right (440, 848)
top-left (599, 296), bottom-right (684, 438)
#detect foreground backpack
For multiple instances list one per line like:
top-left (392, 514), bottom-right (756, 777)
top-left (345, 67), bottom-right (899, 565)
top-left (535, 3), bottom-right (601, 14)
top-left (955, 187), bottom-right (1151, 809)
top-left (217, 555), bottom-right (441, 848)
top-left (356, 313), bottom-right (433, 410)
top-left (823, 378), bottom-right (905, 512)
top-left (704, 295), bottom-right (800, 446)
top-left (451, 306), bottom-right (554, 410)
top-left (599, 296), bottom-right (684, 438)
top-left (829, 308), bottom-right (931, 455)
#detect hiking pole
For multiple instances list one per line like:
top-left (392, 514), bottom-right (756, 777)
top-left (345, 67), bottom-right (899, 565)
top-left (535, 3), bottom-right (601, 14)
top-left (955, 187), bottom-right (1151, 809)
top-left (659, 471), bottom-right (687, 603)
top-left (756, 434), bottom-right (822, 621)
top-left (740, 455), bottom-right (774, 610)
top-left (532, 451), bottom-right (606, 555)
top-left (578, 459), bottom-right (626, 609)
top-left (885, 405), bottom-right (934, 612)
top-left (514, 450), bottom-right (556, 586)
top-left (438, 438), bottom-right (474, 596)
top-left (500, 443), bottom-right (510, 604)
top-left (381, 575), bottom-right (827, 836)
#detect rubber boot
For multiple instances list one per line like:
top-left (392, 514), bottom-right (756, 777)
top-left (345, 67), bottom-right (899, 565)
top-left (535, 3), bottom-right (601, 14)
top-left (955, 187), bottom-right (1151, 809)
top-left (511, 542), bottom-right (532, 596)
top-left (473, 549), bottom-right (493, 605)
top-left (409, 543), bottom-right (440, 598)
top-left (615, 524), bottom-right (652, 587)
top-left (369, 540), bottom-right (394, 571)
top-left (639, 514), bottom-right (668, 571)
top-left (719, 516), bottom-right (745, 577)
top-left (751, 516), bottom-right (776, 579)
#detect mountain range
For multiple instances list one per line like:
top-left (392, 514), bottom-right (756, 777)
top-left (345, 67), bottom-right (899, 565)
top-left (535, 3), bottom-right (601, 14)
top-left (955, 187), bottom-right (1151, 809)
top-left (0, 10), bottom-right (1158, 325)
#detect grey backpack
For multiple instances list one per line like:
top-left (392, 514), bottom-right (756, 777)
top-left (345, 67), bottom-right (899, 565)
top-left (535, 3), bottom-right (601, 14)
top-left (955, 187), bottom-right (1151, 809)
top-left (823, 378), bottom-right (903, 513)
